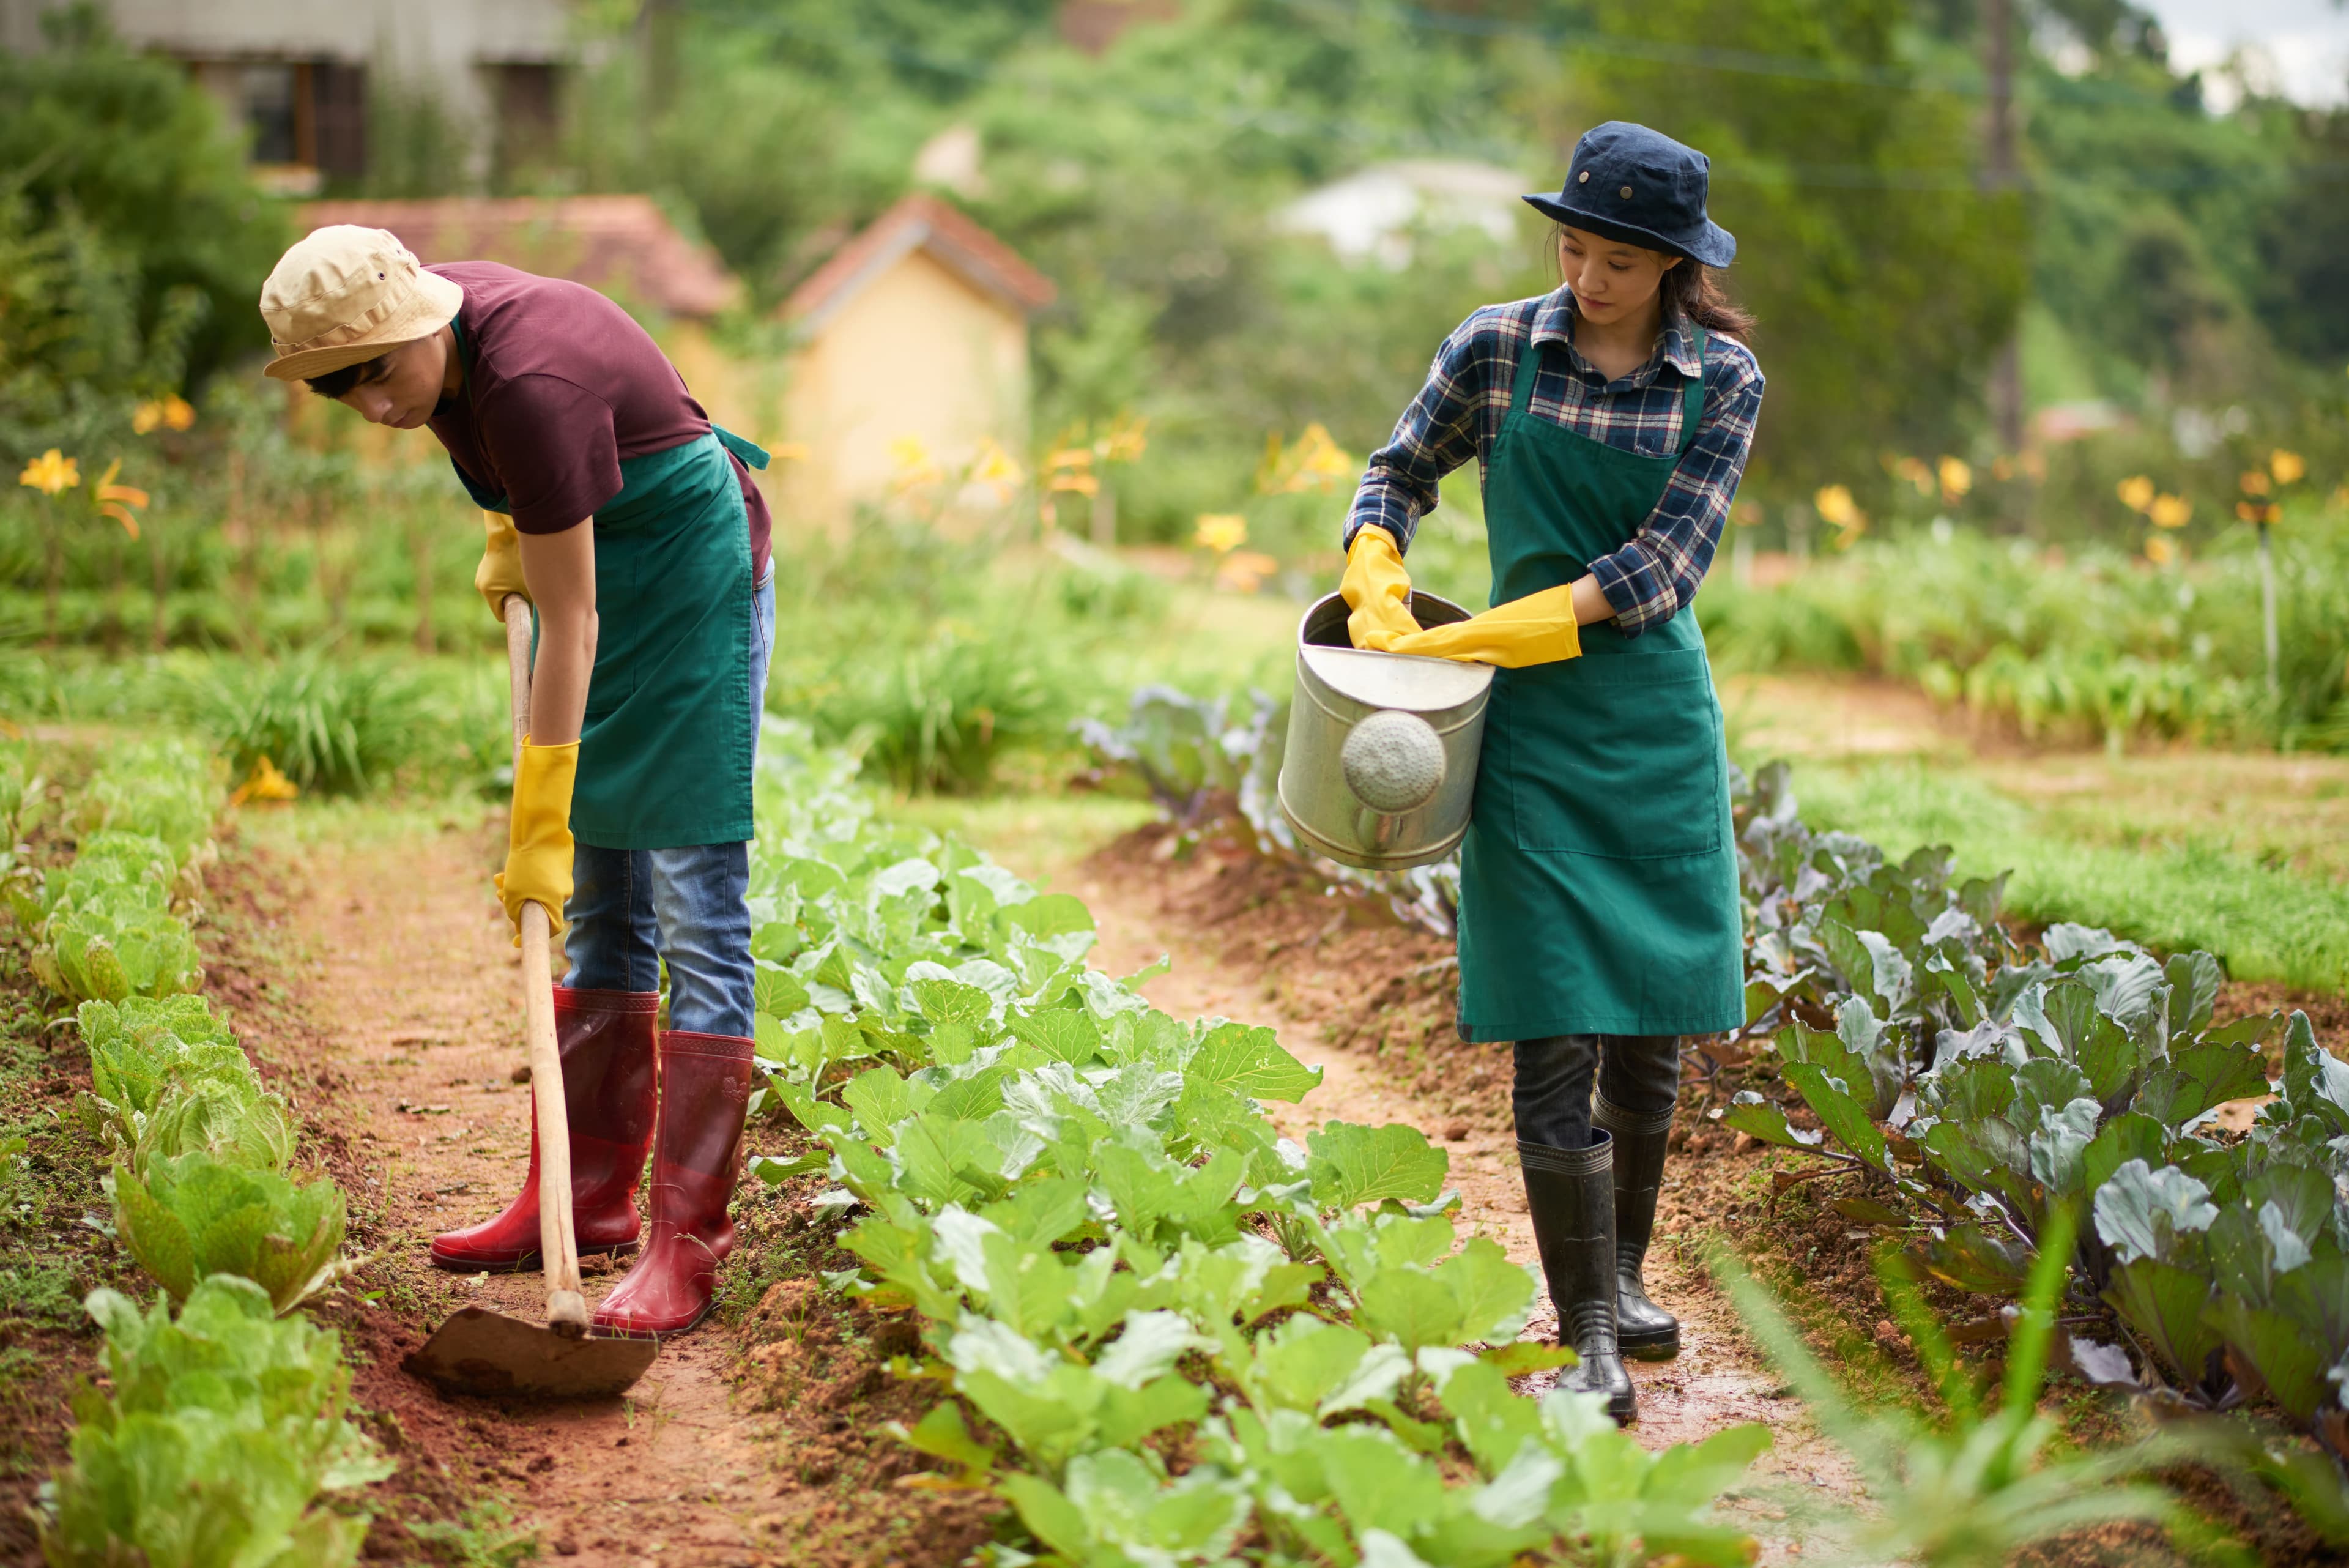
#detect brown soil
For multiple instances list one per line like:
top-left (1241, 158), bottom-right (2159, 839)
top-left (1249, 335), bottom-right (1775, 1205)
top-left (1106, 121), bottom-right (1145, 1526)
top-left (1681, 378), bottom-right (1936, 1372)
top-left (1053, 813), bottom-right (2348, 1567)
top-left (0, 972), bottom-right (139, 1568)
top-left (205, 820), bottom-right (996, 1568)
top-left (1063, 819), bottom-right (1868, 1562)
top-left (42, 795), bottom-right (2328, 1566)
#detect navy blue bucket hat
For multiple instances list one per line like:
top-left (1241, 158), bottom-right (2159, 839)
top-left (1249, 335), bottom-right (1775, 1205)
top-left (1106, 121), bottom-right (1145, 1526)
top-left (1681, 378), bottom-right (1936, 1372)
top-left (1524, 122), bottom-right (1735, 268)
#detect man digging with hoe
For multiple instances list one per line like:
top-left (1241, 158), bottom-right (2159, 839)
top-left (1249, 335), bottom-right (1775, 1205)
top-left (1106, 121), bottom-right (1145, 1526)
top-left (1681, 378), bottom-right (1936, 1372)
top-left (258, 226), bottom-right (779, 1353)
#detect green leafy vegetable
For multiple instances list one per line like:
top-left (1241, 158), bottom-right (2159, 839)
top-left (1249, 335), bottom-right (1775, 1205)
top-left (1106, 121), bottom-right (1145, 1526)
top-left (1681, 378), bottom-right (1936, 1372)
top-left (113, 1152), bottom-right (349, 1313)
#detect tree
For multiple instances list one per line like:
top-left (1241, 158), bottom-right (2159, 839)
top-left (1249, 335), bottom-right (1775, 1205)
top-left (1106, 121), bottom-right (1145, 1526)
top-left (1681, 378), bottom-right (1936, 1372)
top-left (1545, 0), bottom-right (2029, 496)
top-left (0, 6), bottom-right (288, 388)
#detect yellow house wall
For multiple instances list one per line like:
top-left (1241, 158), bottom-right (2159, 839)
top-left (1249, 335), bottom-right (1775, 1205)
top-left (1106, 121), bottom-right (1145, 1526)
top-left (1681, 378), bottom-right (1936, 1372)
top-left (776, 249), bottom-right (1030, 531)
top-left (658, 320), bottom-right (793, 451)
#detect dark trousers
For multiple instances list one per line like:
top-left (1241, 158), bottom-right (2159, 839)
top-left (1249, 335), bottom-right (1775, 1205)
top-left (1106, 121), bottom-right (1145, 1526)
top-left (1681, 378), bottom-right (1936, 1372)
top-left (1512, 1034), bottom-right (1680, 1150)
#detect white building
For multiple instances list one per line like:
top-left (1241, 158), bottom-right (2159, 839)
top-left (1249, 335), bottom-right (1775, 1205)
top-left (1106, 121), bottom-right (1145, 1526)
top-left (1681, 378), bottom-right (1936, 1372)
top-left (0, 0), bottom-right (573, 190)
top-left (1278, 159), bottom-right (1533, 269)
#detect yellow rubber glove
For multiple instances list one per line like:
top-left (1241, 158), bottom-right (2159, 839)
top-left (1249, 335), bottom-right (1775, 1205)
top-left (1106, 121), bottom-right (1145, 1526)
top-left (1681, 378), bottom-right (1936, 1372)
top-left (1384, 584), bottom-right (1583, 668)
top-left (1341, 525), bottom-right (1421, 650)
top-left (495, 738), bottom-right (576, 940)
top-left (475, 511), bottom-right (530, 624)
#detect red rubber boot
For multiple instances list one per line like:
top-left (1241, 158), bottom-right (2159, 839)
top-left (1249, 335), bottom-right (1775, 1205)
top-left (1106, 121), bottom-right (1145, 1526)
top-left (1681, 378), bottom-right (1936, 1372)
top-left (592, 1031), bottom-right (755, 1339)
top-left (430, 988), bottom-right (659, 1271)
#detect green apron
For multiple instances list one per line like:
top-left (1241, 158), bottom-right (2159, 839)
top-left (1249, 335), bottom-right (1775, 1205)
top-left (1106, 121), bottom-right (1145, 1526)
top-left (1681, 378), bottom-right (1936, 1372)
top-left (1455, 327), bottom-right (1743, 1041)
top-left (445, 324), bottom-right (766, 849)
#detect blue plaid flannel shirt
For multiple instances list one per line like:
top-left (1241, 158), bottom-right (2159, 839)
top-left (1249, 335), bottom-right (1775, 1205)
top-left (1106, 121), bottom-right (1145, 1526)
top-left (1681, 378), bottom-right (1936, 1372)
top-left (1343, 285), bottom-right (1764, 637)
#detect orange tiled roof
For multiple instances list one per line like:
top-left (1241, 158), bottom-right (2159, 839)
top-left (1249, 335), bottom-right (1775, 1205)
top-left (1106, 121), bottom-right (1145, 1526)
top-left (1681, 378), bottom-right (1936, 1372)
top-left (782, 193), bottom-right (1054, 330)
top-left (297, 195), bottom-right (741, 319)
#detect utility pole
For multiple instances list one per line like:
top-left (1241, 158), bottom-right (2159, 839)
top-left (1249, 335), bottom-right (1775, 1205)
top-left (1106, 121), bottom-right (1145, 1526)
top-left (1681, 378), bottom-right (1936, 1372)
top-left (1983, 0), bottom-right (2025, 457)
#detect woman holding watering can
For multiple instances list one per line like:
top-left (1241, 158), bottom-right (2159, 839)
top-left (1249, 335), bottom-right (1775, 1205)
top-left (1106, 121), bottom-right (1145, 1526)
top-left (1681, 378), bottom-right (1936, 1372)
top-left (258, 226), bottom-right (775, 1337)
top-left (1340, 125), bottom-right (1762, 1423)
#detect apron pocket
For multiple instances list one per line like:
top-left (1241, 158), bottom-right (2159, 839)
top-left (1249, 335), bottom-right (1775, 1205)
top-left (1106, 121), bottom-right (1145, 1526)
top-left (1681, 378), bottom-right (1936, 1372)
top-left (1497, 649), bottom-right (1726, 860)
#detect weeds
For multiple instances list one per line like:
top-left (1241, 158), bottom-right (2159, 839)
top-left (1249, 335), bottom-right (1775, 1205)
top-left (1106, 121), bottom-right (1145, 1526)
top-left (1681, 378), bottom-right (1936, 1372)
top-left (1716, 1209), bottom-right (2190, 1567)
top-left (406, 1498), bottom-right (540, 1568)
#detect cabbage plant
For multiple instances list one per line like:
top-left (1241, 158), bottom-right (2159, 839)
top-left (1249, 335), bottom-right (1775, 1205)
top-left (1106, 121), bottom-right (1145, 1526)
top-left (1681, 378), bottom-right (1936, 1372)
top-left (112, 1151), bottom-right (348, 1313)
top-left (42, 1276), bottom-right (390, 1568)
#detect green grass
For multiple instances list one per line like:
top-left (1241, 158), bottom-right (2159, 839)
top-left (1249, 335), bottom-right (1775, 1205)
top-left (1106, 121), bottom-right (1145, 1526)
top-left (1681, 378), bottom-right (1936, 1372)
top-left (1791, 758), bottom-right (2349, 992)
top-left (875, 790), bottom-right (1157, 890)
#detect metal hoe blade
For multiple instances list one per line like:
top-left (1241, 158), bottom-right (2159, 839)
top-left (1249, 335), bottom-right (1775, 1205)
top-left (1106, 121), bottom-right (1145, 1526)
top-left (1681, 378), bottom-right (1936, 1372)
top-left (404, 1307), bottom-right (658, 1399)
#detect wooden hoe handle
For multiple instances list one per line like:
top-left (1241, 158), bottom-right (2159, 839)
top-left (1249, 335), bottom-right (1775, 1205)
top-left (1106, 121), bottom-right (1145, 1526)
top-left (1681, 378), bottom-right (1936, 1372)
top-left (505, 596), bottom-right (590, 1336)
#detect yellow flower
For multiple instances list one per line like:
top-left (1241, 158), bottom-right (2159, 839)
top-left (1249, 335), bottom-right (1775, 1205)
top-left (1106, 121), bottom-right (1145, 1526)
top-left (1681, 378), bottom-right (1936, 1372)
top-left (886, 434), bottom-right (942, 493)
top-left (1047, 471), bottom-right (1099, 496)
top-left (2148, 494), bottom-right (2191, 529)
top-left (1258, 423), bottom-right (1359, 496)
top-left (1044, 447), bottom-right (1094, 474)
top-left (1099, 414), bottom-right (1148, 466)
top-left (1193, 513), bottom-right (1248, 554)
top-left (2240, 470), bottom-right (2271, 497)
top-left (2144, 535), bottom-right (2175, 565)
top-left (1937, 455), bottom-right (1972, 504)
top-left (132, 397), bottom-right (196, 435)
top-left (2236, 500), bottom-right (2280, 526)
top-left (1215, 549), bottom-right (1279, 594)
top-left (2116, 475), bottom-right (2156, 513)
top-left (2270, 448), bottom-right (2306, 486)
top-left (970, 438), bottom-right (1025, 489)
top-left (1813, 484), bottom-right (1863, 529)
top-left (94, 459), bottom-right (146, 539)
top-left (18, 449), bottom-right (78, 495)
top-left (229, 754), bottom-right (300, 806)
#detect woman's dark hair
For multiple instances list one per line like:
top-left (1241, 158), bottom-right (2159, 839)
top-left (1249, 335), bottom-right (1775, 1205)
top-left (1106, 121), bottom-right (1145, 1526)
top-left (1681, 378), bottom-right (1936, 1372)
top-left (1553, 223), bottom-right (1756, 338)
top-left (303, 354), bottom-right (385, 399)
top-left (1658, 256), bottom-right (1756, 338)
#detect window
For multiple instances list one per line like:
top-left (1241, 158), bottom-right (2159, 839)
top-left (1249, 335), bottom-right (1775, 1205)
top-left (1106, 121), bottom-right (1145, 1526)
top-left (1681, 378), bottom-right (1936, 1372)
top-left (238, 62), bottom-right (299, 165)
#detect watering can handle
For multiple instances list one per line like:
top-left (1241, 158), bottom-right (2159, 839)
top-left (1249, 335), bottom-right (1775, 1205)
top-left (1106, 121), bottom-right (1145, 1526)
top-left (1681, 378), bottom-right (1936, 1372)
top-left (505, 595), bottom-right (589, 1335)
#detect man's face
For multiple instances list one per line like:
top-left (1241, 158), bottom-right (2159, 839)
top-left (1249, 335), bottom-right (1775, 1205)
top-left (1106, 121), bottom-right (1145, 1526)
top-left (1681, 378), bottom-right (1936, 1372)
top-left (336, 332), bottom-right (450, 429)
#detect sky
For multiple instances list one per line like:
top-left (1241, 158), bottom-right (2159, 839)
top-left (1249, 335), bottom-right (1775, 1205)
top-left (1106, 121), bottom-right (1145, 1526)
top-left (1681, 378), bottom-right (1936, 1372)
top-left (2136, 0), bottom-right (2349, 106)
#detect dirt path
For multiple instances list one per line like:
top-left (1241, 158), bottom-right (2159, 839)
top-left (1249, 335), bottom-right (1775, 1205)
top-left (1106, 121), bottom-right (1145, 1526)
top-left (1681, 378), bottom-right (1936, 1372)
top-left (248, 806), bottom-right (1866, 1562)
top-left (1059, 843), bottom-right (1867, 1558)
top-left (297, 828), bottom-right (777, 1566)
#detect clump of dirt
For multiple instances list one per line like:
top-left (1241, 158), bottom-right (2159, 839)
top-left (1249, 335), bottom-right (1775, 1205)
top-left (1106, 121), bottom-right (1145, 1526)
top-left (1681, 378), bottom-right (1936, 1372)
top-left (724, 1175), bottom-right (1006, 1567)
top-left (2216, 979), bottom-right (2349, 1057)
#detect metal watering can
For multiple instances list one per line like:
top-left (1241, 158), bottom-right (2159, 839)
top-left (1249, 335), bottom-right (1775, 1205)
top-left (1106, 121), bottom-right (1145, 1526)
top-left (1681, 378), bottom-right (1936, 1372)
top-left (1277, 590), bottom-right (1494, 871)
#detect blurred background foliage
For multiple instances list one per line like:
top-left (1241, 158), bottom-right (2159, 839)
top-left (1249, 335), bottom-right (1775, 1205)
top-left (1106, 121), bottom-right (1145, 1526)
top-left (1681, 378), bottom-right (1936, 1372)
top-left (2, 0), bottom-right (2348, 790)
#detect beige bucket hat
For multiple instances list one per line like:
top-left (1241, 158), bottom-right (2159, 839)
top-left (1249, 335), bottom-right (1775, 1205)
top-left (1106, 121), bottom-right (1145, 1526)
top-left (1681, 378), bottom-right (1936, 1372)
top-left (259, 226), bottom-right (464, 381)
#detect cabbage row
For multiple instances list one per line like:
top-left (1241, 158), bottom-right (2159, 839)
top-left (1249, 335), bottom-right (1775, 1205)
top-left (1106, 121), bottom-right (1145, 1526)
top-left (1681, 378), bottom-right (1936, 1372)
top-left (1081, 691), bottom-right (2345, 1522)
top-left (1728, 762), bottom-right (2345, 1470)
top-left (742, 719), bottom-right (1772, 1567)
top-left (9, 740), bottom-right (385, 1567)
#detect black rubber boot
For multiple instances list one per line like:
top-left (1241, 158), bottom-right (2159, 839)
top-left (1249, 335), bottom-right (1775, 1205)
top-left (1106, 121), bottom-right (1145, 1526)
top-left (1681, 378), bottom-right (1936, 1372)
top-left (1520, 1131), bottom-right (1636, 1424)
top-left (1595, 1094), bottom-right (1681, 1359)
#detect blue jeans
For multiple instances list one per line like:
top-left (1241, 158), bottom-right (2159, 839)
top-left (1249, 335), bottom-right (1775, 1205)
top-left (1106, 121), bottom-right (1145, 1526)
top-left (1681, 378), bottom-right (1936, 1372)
top-left (562, 574), bottom-right (775, 1038)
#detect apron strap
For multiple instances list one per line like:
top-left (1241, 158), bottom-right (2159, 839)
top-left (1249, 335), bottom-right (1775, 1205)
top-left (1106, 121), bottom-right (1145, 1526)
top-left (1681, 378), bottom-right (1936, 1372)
top-left (711, 425), bottom-right (770, 471)
top-left (1508, 327), bottom-right (1547, 417)
top-left (1675, 324), bottom-right (1708, 456)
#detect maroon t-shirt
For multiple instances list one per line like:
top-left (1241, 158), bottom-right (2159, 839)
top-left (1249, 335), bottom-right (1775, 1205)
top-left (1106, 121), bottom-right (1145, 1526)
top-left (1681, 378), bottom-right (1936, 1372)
top-left (424, 262), bottom-right (771, 581)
